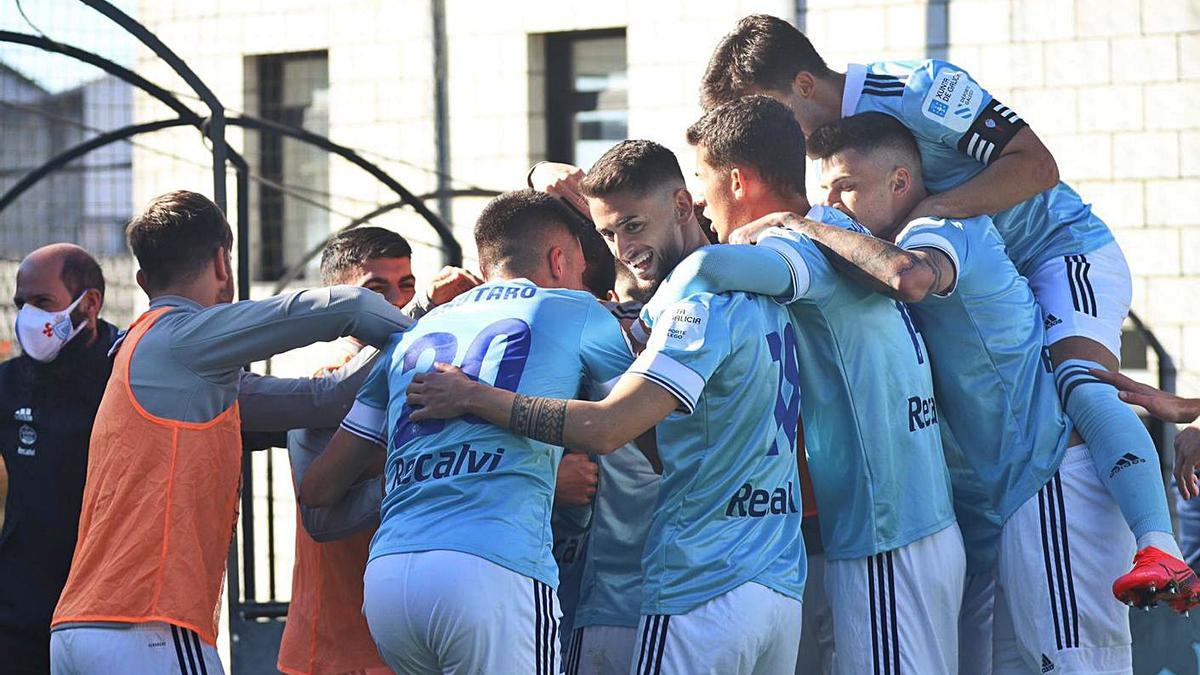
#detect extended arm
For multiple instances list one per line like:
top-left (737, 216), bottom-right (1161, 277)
top-left (406, 364), bottom-right (678, 455)
top-left (172, 286), bottom-right (412, 378)
top-left (786, 216), bottom-right (956, 303)
top-left (911, 127), bottom-right (1058, 221)
top-left (298, 427), bottom-right (386, 508)
top-left (236, 272), bottom-right (481, 432)
top-left (236, 347), bottom-right (377, 431)
top-left (641, 244), bottom-right (794, 327)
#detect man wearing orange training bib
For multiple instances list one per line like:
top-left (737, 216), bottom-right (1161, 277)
top-left (49, 191), bottom-right (413, 675)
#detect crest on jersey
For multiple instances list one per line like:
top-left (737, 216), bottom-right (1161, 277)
top-left (661, 301), bottom-right (708, 351)
top-left (922, 68), bottom-right (982, 133)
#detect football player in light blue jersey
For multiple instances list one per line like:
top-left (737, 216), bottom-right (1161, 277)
top-left (563, 261), bottom-right (663, 675)
top-left (746, 111), bottom-right (1135, 674)
top-left (527, 166), bottom-right (670, 675)
top-left (548, 217), bottom-right (641, 665)
top-left (298, 190), bottom-right (635, 675)
top-left (700, 13), bottom-right (1194, 609)
top-left (527, 167), bottom-right (670, 675)
top-left (639, 96), bottom-right (963, 675)
top-left (409, 139), bottom-right (806, 675)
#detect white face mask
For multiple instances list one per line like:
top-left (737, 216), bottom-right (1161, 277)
top-left (15, 293), bottom-right (88, 363)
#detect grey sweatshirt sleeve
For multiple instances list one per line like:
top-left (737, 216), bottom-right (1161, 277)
top-left (236, 346), bottom-right (380, 432)
top-left (169, 286), bottom-right (411, 379)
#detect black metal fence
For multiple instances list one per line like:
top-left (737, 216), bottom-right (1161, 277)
top-left (0, 2), bottom-right (487, 671)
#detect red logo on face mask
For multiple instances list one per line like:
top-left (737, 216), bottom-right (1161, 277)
top-left (42, 323), bottom-right (54, 338)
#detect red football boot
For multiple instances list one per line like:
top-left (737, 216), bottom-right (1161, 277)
top-left (1112, 546), bottom-right (1200, 613)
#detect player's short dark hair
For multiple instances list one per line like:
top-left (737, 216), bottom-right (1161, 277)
top-left (60, 247), bottom-right (105, 300)
top-left (701, 14), bottom-right (829, 110)
top-left (319, 226), bottom-right (413, 285)
top-left (126, 190), bottom-right (233, 291)
top-left (575, 220), bottom-right (616, 299)
top-left (808, 112), bottom-right (922, 169)
top-left (474, 189), bottom-right (579, 276)
top-left (579, 140), bottom-right (686, 199)
top-left (686, 95), bottom-right (807, 198)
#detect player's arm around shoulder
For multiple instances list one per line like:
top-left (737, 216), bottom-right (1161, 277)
top-left (911, 128), bottom-right (1058, 222)
top-left (906, 60), bottom-right (1059, 221)
top-left (777, 215), bottom-right (956, 303)
top-left (640, 240), bottom-right (795, 328)
top-left (405, 362), bottom-right (676, 456)
top-left (892, 217), bottom-right (966, 299)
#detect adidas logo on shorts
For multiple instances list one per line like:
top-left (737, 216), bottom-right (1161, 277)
top-left (1041, 654), bottom-right (1055, 673)
top-left (1110, 452), bottom-right (1145, 478)
top-left (1044, 314), bottom-right (1062, 330)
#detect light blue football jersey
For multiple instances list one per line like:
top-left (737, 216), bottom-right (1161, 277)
top-left (896, 215), bottom-right (1071, 571)
top-left (573, 444), bottom-right (660, 628)
top-left (758, 206), bottom-right (955, 560)
top-left (844, 60), bottom-right (1113, 275)
top-left (342, 279), bottom-right (634, 588)
top-left (568, 300), bottom-right (663, 630)
top-left (630, 290), bottom-right (805, 615)
top-left (644, 206), bottom-right (957, 561)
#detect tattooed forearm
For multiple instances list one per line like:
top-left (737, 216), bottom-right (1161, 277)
top-left (926, 255), bottom-right (945, 295)
top-left (803, 220), bottom-right (940, 300)
top-left (510, 394), bottom-right (568, 446)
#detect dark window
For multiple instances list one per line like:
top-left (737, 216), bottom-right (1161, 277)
top-left (248, 51), bottom-right (329, 281)
top-left (546, 30), bottom-right (627, 170)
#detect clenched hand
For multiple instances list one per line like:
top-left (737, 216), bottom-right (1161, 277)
top-left (555, 452), bottom-right (599, 507)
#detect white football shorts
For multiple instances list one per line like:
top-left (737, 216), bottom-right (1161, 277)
top-left (363, 550), bottom-right (561, 675)
top-left (1028, 241), bottom-right (1131, 359)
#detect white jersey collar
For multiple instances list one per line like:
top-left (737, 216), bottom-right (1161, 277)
top-left (842, 64), bottom-right (867, 118)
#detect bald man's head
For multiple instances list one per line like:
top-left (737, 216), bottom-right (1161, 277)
top-left (18, 244), bottom-right (105, 304)
top-left (14, 244), bottom-right (105, 346)
top-left (28, 243), bottom-right (105, 299)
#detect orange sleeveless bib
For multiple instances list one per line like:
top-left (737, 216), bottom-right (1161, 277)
top-left (278, 348), bottom-right (388, 675)
top-left (277, 512), bottom-right (387, 675)
top-left (53, 307), bottom-right (243, 645)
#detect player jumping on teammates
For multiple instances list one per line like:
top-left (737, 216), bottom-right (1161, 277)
top-left (700, 13), bottom-right (1195, 610)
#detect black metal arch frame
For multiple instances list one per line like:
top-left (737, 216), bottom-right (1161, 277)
top-left (269, 187), bottom-right (499, 293)
top-left (0, 24), bottom-right (465, 284)
top-left (0, 4), bottom-right (481, 664)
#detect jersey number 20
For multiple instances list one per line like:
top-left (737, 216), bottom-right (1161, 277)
top-left (391, 318), bottom-right (532, 448)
